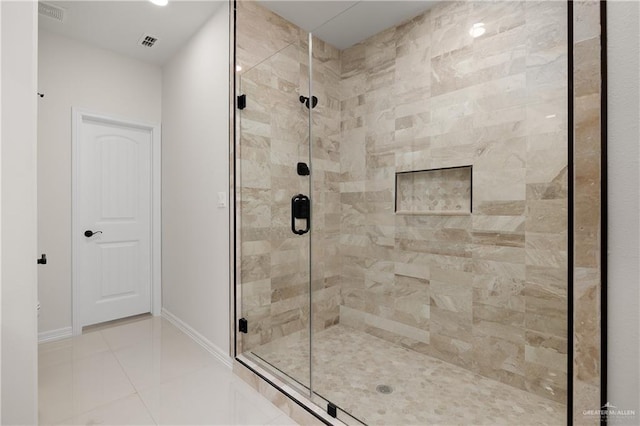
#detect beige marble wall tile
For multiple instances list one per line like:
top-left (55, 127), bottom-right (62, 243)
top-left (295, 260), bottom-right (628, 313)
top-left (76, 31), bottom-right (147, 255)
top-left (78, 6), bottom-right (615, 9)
top-left (237, 3), bottom-right (341, 355)
top-left (574, 379), bottom-right (600, 426)
top-left (573, 0), bottom-right (602, 415)
top-left (236, 0), bottom-right (301, 72)
top-left (574, 0), bottom-right (601, 43)
top-left (336, 0), bottom-right (569, 404)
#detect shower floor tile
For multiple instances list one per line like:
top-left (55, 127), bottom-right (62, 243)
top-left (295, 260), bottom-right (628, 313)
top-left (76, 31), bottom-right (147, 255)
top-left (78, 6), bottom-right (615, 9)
top-left (251, 324), bottom-right (565, 425)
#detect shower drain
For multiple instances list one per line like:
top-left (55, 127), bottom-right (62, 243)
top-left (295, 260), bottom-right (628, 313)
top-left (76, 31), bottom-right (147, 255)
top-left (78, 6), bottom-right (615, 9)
top-left (376, 384), bottom-right (393, 394)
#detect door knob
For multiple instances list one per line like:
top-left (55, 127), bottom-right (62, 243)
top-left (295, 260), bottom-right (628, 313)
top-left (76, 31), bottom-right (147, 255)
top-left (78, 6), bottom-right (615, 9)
top-left (84, 230), bottom-right (103, 237)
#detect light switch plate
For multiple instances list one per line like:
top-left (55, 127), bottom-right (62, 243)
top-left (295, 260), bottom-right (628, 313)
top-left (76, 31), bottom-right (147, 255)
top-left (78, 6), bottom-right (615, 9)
top-left (217, 192), bottom-right (227, 208)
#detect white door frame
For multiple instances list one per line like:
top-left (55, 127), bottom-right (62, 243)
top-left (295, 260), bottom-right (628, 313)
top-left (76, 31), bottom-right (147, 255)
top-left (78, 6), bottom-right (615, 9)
top-left (71, 107), bottom-right (161, 336)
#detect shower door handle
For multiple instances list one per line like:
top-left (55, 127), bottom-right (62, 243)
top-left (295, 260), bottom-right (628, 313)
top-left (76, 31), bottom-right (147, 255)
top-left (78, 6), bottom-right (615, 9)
top-left (291, 194), bottom-right (310, 235)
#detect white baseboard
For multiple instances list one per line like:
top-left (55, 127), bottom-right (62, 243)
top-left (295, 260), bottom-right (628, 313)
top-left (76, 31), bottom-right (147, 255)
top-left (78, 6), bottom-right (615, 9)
top-left (38, 326), bottom-right (73, 343)
top-left (161, 308), bottom-right (232, 369)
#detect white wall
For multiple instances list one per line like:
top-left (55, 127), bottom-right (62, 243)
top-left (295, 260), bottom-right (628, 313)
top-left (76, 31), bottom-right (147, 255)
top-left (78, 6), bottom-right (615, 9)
top-left (1, 1), bottom-right (39, 423)
top-left (0, 2), bottom-right (3, 417)
top-left (607, 0), bottom-right (640, 417)
top-left (161, 2), bottom-right (230, 361)
top-left (37, 30), bottom-right (162, 335)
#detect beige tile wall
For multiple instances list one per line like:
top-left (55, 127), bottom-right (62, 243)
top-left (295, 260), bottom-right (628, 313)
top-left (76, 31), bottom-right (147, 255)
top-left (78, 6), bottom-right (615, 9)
top-left (573, 0), bottom-right (602, 423)
top-left (309, 35), bottom-right (344, 333)
top-left (236, 1), bottom-right (343, 353)
top-left (237, 0), bottom-right (309, 352)
top-left (337, 1), bottom-right (568, 403)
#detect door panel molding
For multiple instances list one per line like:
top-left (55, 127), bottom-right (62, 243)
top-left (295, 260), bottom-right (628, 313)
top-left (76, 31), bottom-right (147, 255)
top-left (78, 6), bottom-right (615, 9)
top-left (72, 108), bottom-right (161, 335)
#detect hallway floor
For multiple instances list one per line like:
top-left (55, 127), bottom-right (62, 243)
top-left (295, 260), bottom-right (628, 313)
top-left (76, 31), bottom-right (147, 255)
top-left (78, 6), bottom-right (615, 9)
top-left (38, 316), bottom-right (296, 425)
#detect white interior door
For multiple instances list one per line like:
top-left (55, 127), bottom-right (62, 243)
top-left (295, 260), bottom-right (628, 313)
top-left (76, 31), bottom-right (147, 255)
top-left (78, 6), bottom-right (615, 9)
top-left (74, 111), bottom-right (153, 329)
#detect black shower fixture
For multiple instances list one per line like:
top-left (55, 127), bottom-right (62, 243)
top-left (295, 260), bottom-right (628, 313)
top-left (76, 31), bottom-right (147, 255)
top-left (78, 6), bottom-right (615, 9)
top-left (299, 95), bottom-right (318, 109)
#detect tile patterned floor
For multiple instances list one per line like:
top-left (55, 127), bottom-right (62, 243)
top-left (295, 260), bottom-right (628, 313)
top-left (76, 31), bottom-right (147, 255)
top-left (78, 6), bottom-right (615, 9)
top-left (38, 316), bottom-right (296, 425)
top-left (252, 324), bottom-right (566, 425)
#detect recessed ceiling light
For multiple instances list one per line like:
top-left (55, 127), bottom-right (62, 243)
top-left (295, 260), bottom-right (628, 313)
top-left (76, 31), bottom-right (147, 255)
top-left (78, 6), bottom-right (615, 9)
top-left (469, 23), bottom-right (486, 38)
top-left (149, 0), bottom-right (168, 6)
top-left (546, 114), bottom-right (557, 119)
top-left (236, 65), bottom-right (242, 72)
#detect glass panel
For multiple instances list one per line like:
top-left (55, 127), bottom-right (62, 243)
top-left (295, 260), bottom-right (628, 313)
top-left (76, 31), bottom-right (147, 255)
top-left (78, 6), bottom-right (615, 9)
top-left (308, 1), bottom-right (569, 424)
top-left (236, 1), bottom-right (570, 424)
top-left (237, 40), bottom-right (312, 392)
top-left (307, 30), bottom-right (346, 412)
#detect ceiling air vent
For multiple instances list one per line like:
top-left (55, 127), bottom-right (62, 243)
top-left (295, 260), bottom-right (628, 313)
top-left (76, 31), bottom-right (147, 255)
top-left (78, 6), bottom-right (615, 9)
top-left (38, 2), bottom-right (65, 22)
top-left (138, 34), bottom-right (159, 48)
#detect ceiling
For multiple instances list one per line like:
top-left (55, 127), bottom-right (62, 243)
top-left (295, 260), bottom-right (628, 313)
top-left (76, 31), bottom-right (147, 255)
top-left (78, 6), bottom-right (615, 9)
top-left (37, 0), bottom-right (438, 65)
top-left (38, 1), bottom-right (223, 66)
top-left (259, 0), bottom-right (439, 50)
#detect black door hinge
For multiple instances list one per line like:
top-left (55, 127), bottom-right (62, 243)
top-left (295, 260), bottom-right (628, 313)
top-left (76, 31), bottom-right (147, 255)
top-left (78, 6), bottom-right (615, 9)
top-left (237, 94), bottom-right (246, 110)
top-left (238, 318), bottom-right (248, 333)
top-left (327, 402), bottom-right (337, 418)
top-left (37, 254), bottom-right (47, 265)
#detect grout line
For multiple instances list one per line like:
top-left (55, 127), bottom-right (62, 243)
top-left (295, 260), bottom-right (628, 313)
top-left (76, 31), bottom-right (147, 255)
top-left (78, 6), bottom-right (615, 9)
top-left (135, 390), bottom-right (160, 426)
top-left (104, 324), bottom-right (160, 425)
top-left (109, 337), bottom-right (141, 393)
top-left (99, 328), bottom-right (118, 353)
top-left (61, 393), bottom-right (146, 425)
top-left (39, 337), bottom-right (139, 424)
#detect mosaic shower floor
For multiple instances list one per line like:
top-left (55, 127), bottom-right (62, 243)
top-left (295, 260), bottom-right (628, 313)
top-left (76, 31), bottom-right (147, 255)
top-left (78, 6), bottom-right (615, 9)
top-left (251, 324), bottom-right (565, 425)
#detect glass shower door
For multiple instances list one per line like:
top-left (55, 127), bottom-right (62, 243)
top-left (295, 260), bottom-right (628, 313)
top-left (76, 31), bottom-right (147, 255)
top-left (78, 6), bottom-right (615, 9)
top-left (236, 42), bottom-right (313, 392)
top-left (307, 1), bottom-right (569, 424)
top-left (235, 1), bottom-right (574, 424)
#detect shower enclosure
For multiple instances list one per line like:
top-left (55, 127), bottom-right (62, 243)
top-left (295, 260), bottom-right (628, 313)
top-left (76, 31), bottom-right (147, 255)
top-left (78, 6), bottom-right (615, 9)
top-left (233, 1), bottom-right (586, 424)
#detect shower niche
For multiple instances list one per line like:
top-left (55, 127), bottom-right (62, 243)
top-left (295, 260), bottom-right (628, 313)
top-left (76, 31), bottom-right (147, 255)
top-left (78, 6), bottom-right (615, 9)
top-left (395, 166), bottom-right (472, 215)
